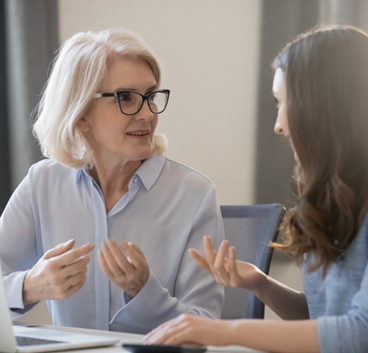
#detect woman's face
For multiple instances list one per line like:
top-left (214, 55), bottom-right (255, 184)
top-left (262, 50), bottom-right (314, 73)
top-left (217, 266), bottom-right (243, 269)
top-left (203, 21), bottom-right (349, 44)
top-left (272, 68), bottom-right (298, 161)
top-left (79, 57), bottom-right (158, 166)
top-left (272, 68), bottom-right (289, 138)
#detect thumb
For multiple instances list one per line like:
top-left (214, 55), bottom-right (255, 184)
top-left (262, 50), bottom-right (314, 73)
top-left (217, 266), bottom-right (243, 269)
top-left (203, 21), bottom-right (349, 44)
top-left (43, 239), bottom-right (75, 259)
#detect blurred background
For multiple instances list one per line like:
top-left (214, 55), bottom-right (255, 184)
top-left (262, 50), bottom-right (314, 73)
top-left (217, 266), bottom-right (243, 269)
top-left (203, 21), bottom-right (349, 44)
top-left (1, 0), bottom-right (368, 322)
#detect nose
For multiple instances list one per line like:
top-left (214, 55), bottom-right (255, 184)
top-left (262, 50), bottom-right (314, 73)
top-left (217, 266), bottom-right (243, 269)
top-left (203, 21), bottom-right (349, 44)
top-left (274, 120), bottom-right (284, 135)
top-left (135, 99), bottom-right (154, 121)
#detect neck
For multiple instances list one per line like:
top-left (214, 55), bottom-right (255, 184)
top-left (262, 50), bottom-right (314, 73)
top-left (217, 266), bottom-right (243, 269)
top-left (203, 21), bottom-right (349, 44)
top-left (89, 159), bottom-right (143, 212)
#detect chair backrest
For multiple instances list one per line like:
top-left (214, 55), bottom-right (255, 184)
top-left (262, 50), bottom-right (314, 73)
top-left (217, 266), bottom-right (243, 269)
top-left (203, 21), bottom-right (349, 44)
top-left (220, 204), bottom-right (285, 319)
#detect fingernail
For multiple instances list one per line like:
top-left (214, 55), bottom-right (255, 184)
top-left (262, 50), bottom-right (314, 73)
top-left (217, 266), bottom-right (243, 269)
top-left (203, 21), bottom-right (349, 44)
top-left (65, 239), bottom-right (75, 245)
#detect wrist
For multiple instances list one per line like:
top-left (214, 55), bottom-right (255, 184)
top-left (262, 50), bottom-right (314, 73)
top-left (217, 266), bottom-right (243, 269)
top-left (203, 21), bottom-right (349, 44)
top-left (226, 320), bottom-right (250, 346)
top-left (247, 269), bottom-right (268, 295)
top-left (22, 270), bottom-right (39, 306)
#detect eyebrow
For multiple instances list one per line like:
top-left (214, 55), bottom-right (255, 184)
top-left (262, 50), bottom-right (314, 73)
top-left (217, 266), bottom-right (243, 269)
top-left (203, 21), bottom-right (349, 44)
top-left (113, 84), bottom-right (158, 93)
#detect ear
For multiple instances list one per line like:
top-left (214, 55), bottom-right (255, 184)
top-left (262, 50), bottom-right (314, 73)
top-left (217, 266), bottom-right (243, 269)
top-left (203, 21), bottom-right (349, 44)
top-left (77, 116), bottom-right (91, 132)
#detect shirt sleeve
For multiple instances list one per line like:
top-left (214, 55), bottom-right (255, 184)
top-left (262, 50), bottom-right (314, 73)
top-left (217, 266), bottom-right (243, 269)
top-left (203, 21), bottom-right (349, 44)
top-left (109, 184), bottom-right (225, 334)
top-left (0, 173), bottom-right (39, 316)
top-left (317, 259), bottom-right (368, 353)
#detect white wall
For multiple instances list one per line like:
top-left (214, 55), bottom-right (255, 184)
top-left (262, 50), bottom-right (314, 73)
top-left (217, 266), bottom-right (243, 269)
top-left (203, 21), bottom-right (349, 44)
top-left (58, 0), bottom-right (262, 205)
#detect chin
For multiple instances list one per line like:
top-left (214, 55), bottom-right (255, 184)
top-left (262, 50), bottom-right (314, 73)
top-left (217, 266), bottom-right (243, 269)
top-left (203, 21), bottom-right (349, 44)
top-left (132, 150), bottom-right (153, 161)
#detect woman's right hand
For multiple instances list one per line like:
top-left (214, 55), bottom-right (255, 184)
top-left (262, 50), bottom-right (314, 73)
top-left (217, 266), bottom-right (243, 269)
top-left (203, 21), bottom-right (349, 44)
top-left (22, 239), bottom-right (95, 305)
top-left (189, 235), bottom-right (266, 291)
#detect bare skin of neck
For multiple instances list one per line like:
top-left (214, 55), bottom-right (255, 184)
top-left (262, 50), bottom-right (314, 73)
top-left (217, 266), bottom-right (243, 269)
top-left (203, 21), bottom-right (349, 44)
top-left (89, 159), bottom-right (143, 213)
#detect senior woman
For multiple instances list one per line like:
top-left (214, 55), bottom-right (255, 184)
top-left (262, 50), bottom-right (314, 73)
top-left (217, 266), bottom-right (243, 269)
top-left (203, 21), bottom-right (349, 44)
top-left (0, 28), bottom-right (224, 334)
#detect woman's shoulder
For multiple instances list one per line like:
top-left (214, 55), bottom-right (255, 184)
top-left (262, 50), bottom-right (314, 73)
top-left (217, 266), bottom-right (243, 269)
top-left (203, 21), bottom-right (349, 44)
top-left (163, 157), bottom-right (215, 186)
top-left (28, 158), bottom-right (78, 181)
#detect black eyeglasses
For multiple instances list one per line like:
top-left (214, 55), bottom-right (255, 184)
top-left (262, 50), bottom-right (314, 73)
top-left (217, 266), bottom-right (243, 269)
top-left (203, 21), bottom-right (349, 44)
top-left (94, 89), bottom-right (170, 116)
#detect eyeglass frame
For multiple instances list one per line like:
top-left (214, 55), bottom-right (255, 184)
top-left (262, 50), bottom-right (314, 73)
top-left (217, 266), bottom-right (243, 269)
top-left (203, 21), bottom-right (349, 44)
top-left (93, 89), bottom-right (170, 116)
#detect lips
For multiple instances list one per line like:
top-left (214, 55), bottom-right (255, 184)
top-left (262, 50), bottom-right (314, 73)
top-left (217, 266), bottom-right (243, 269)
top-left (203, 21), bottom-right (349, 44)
top-left (126, 130), bottom-right (150, 136)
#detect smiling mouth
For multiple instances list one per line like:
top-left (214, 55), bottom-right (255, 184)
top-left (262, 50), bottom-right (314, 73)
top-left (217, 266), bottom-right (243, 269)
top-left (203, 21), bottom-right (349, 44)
top-left (127, 131), bottom-right (150, 136)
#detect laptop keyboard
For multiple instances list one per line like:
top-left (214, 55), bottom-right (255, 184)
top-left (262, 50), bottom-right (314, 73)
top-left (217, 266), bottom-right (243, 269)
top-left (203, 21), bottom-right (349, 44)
top-left (16, 335), bottom-right (64, 346)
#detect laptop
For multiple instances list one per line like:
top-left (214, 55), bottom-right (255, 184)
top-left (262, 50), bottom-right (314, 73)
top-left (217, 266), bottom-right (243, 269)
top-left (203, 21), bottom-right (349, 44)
top-left (0, 263), bottom-right (120, 352)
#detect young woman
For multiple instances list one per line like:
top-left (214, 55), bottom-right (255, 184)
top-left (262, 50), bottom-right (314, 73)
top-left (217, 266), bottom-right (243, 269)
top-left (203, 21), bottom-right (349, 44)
top-left (144, 25), bottom-right (368, 353)
top-left (0, 28), bottom-right (224, 334)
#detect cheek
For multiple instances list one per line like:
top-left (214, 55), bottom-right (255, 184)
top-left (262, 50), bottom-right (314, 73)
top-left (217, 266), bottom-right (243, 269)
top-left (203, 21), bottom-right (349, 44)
top-left (279, 107), bottom-right (289, 130)
top-left (151, 116), bottom-right (158, 133)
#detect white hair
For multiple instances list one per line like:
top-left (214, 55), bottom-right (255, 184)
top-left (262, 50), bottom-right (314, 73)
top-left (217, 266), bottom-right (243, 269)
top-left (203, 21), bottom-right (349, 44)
top-left (33, 28), bottom-right (167, 169)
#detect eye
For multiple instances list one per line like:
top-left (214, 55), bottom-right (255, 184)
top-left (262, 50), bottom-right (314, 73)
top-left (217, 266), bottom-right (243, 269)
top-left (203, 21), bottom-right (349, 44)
top-left (118, 92), bottom-right (134, 103)
top-left (148, 92), bottom-right (157, 103)
top-left (274, 97), bottom-right (280, 108)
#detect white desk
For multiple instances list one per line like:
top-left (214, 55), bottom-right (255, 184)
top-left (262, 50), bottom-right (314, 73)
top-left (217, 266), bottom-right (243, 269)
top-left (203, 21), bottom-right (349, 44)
top-left (26, 324), bottom-right (267, 353)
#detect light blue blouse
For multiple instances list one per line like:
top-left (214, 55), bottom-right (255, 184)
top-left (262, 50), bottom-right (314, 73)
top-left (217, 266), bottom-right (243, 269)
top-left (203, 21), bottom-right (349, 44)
top-left (0, 154), bottom-right (225, 334)
top-left (303, 213), bottom-right (368, 353)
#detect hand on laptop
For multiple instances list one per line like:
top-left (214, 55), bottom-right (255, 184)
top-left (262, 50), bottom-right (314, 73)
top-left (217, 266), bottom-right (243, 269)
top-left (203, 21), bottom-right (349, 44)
top-left (22, 239), bottom-right (95, 305)
top-left (144, 313), bottom-right (231, 346)
top-left (98, 239), bottom-right (149, 298)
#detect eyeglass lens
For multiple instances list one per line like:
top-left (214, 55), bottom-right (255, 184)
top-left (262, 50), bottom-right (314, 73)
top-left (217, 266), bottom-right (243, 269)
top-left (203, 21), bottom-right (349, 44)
top-left (117, 91), bottom-right (168, 115)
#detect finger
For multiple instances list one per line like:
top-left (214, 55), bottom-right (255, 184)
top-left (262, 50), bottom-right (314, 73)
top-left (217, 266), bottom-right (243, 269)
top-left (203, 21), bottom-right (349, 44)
top-left (63, 280), bottom-right (85, 298)
top-left (145, 328), bottom-right (176, 345)
top-left (213, 241), bottom-right (231, 283)
top-left (57, 243), bottom-right (95, 267)
top-left (63, 271), bottom-right (87, 290)
top-left (98, 249), bottom-right (116, 279)
top-left (125, 242), bottom-right (146, 262)
top-left (120, 242), bottom-right (147, 269)
top-left (59, 272), bottom-right (87, 299)
top-left (104, 239), bottom-right (133, 272)
top-left (158, 329), bottom-right (194, 345)
top-left (45, 266), bottom-right (88, 300)
top-left (144, 314), bottom-right (184, 339)
top-left (214, 240), bottom-right (229, 269)
top-left (144, 318), bottom-right (182, 344)
top-left (99, 241), bottom-right (127, 276)
top-left (188, 249), bottom-right (212, 275)
top-left (49, 255), bottom-right (90, 285)
top-left (203, 236), bottom-right (217, 267)
top-left (228, 246), bottom-right (240, 281)
top-left (145, 321), bottom-right (193, 345)
top-left (43, 239), bottom-right (76, 260)
top-left (61, 254), bottom-right (90, 276)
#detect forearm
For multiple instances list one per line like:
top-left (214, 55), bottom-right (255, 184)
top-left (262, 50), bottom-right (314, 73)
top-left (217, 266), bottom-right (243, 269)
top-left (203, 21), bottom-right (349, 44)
top-left (251, 273), bottom-right (309, 320)
top-left (227, 319), bottom-right (319, 353)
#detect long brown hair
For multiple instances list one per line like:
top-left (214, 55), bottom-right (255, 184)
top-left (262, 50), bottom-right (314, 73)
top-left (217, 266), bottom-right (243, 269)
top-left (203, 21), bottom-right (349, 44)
top-left (272, 25), bottom-right (368, 275)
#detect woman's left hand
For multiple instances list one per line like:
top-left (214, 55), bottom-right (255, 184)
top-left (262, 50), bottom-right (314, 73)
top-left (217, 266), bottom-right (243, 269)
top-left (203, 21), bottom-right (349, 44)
top-left (98, 239), bottom-right (149, 298)
top-left (143, 314), bottom-right (231, 346)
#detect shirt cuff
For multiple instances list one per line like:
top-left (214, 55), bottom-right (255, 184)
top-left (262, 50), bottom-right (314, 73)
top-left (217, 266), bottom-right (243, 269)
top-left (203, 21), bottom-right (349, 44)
top-left (110, 272), bottom-right (170, 331)
top-left (4, 271), bottom-right (27, 309)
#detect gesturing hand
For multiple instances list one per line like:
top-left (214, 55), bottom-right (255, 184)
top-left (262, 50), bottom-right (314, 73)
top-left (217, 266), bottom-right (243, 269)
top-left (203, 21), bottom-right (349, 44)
top-left (188, 235), bottom-right (264, 290)
top-left (23, 239), bottom-right (95, 305)
top-left (98, 239), bottom-right (149, 298)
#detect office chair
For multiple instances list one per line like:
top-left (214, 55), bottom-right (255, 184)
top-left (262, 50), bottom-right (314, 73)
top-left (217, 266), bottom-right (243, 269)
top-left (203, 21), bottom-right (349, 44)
top-left (220, 204), bottom-right (285, 319)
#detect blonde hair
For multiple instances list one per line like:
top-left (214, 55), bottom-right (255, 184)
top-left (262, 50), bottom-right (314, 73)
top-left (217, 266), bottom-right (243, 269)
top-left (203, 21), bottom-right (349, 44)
top-left (33, 28), bottom-right (168, 169)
